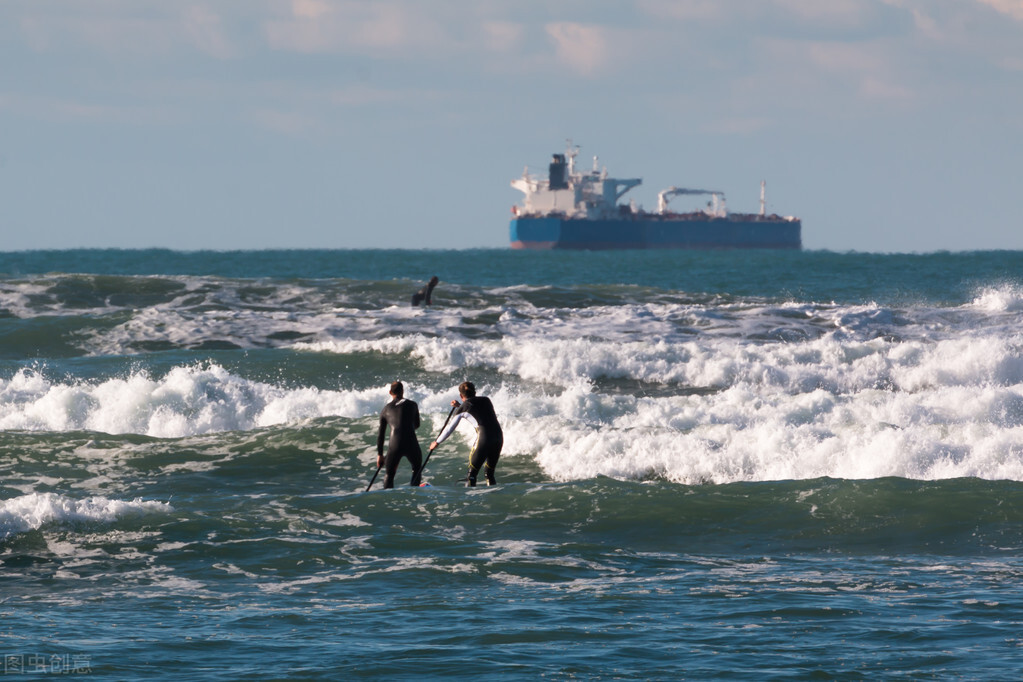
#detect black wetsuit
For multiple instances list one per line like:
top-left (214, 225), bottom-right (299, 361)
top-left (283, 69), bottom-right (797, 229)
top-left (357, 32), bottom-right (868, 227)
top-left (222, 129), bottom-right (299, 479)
top-left (435, 396), bottom-right (503, 486)
top-left (411, 277), bottom-right (438, 307)
top-left (377, 398), bottom-right (423, 488)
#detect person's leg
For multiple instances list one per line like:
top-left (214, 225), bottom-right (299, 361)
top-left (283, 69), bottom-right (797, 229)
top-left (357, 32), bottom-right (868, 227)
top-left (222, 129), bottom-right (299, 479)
top-left (407, 450), bottom-right (423, 486)
top-left (470, 437), bottom-right (499, 484)
top-left (483, 443), bottom-right (501, 485)
top-left (383, 452), bottom-right (400, 489)
top-left (466, 444), bottom-right (483, 487)
top-left (476, 443), bottom-right (497, 484)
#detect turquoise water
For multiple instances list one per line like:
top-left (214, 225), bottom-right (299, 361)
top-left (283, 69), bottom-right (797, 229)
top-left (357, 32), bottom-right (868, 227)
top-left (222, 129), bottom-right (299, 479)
top-left (3, 249), bottom-right (1023, 679)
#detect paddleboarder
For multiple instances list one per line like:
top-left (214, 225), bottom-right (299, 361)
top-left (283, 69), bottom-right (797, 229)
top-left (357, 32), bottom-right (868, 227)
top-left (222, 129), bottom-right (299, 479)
top-left (376, 381), bottom-right (424, 488)
top-left (429, 381), bottom-right (503, 487)
top-left (411, 275), bottom-right (439, 307)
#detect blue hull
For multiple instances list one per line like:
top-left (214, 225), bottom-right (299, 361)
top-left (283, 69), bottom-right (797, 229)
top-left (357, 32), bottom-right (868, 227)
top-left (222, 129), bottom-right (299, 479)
top-left (510, 216), bottom-right (802, 250)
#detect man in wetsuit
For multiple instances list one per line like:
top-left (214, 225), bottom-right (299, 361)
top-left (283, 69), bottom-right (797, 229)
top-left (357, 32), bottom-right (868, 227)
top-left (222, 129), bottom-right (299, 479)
top-left (377, 381), bottom-right (423, 488)
top-left (429, 381), bottom-right (503, 487)
top-left (411, 276), bottom-right (439, 307)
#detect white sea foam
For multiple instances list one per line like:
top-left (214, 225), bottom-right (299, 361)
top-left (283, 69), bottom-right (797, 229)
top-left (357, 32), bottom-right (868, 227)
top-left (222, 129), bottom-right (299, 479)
top-left (0, 492), bottom-right (171, 540)
top-left (476, 325), bottom-right (1023, 484)
top-left (6, 285), bottom-right (1023, 483)
top-left (0, 281), bottom-right (53, 317)
top-left (0, 365), bottom-right (383, 437)
top-left (972, 284), bottom-right (1023, 313)
top-left (6, 323), bottom-right (1023, 483)
top-left (507, 379), bottom-right (1023, 484)
top-left (298, 326), bottom-right (1023, 395)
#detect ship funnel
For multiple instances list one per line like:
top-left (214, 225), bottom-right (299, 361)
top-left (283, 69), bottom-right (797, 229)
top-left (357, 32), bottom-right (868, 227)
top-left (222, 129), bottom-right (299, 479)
top-left (549, 154), bottom-right (568, 190)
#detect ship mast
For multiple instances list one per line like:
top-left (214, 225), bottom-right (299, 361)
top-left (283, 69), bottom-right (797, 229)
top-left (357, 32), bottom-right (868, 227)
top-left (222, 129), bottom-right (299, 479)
top-left (565, 139), bottom-right (579, 176)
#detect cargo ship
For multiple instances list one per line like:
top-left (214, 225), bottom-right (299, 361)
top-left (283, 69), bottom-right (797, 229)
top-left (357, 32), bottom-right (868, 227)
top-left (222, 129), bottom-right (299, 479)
top-left (510, 142), bottom-right (801, 250)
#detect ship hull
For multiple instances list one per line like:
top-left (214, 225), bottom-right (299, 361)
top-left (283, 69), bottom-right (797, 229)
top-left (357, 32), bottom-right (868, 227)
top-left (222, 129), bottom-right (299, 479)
top-left (510, 216), bottom-right (802, 250)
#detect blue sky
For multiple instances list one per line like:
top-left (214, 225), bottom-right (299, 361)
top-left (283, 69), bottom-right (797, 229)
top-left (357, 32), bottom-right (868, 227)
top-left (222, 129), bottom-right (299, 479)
top-left (1, 0), bottom-right (1021, 252)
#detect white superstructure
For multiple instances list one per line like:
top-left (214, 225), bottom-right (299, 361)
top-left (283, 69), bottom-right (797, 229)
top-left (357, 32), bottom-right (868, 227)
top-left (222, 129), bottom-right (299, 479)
top-left (511, 141), bottom-right (738, 220)
top-left (656, 187), bottom-right (727, 217)
top-left (511, 142), bottom-right (641, 219)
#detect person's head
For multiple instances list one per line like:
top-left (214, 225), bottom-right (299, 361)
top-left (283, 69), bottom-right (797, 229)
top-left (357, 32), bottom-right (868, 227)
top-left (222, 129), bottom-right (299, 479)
top-left (458, 381), bottom-right (476, 399)
top-left (429, 276), bottom-right (439, 286)
top-left (390, 381), bottom-right (404, 399)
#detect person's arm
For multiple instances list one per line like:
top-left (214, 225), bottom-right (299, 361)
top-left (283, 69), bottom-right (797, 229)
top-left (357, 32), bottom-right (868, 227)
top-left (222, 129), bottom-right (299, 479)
top-left (434, 412), bottom-right (462, 446)
top-left (377, 409), bottom-right (388, 457)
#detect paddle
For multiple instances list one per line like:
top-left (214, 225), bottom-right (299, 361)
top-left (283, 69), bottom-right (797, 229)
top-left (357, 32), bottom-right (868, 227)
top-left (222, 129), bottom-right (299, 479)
top-left (367, 402), bottom-right (457, 491)
top-left (365, 460), bottom-right (383, 492)
top-left (416, 403), bottom-right (458, 480)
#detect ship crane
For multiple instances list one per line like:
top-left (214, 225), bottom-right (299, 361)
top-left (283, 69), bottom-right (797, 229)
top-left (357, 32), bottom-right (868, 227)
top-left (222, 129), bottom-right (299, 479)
top-left (657, 187), bottom-right (727, 217)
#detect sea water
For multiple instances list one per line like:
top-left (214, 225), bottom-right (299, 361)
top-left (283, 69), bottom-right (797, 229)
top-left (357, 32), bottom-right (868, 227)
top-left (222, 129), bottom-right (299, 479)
top-left (1, 248), bottom-right (1023, 679)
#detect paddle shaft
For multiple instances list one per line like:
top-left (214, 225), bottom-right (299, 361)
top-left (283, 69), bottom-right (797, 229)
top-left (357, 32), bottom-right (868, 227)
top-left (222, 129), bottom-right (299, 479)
top-left (418, 403), bottom-right (458, 475)
top-left (365, 464), bottom-right (383, 492)
top-left (368, 402), bottom-right (457, 490)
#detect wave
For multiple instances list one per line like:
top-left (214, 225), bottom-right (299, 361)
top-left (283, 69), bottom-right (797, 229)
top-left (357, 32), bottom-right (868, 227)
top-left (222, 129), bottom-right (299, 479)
top-left (2, 270), bottom-right (1023, 485)
top-left (0, 364), bottom-right (382, 437)
top-left (298, 326), bottom-right (1023, 394)
top-left (972, 283), bottom-right (1023, 313)
top-left (0, 492), bottom-right (171, 540)
top-left (4, 308), bottom-right (1023, 485)
top-left (3, 274), bottom-right (1023, 360)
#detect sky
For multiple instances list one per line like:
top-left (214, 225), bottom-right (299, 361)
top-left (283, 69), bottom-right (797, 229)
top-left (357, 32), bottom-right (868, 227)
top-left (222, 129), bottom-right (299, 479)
top-left (1, 0), bottom-right (1021, 252)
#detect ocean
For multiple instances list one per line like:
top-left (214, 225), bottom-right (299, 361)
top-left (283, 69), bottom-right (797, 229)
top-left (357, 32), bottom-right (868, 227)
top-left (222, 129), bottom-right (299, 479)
top-left (2, 248), bottom-right (1023, 679)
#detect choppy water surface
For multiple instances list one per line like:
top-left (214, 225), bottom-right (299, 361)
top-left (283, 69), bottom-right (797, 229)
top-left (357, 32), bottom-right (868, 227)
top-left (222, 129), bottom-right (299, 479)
top-left (3, 249), bottom-right (1023, 679)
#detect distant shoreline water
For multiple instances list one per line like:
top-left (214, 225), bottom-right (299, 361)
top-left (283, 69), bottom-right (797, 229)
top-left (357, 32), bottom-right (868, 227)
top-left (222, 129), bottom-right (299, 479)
top-left (1, 247), bottom-right (1022, 305)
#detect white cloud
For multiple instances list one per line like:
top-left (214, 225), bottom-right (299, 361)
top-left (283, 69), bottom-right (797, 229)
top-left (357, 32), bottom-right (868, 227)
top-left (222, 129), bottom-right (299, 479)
top-left (292, 0), bottom-right (332, 20)
top-left (638, 0), bottom-right (880, 28)
top-left (481, 21), bottom-right (524, 53)
top-left (898, 1), bottom-right (1023, 78)
top-left (747, 38), bottom-right (916, 109)
top-left (544, 22), bottom-right (609, 77)
top-left (635, 0), bottom-right (725, 21)
top-left (15, 3), bottom-right (238, 58)
top-left (772, 0), bottom-right (876, 25)
top-left (264, 1), bottom-right (448, 54)
top-left (183, 6), bottom-right (235, 59)
top-left (349, 5), bottom-right (420, 50)
top-left (261, 1), bottom-right (527, 58)
top-left (977, 0), bottom-right (1023, 21)
top-left (905, 7), bottom-right (944, 41)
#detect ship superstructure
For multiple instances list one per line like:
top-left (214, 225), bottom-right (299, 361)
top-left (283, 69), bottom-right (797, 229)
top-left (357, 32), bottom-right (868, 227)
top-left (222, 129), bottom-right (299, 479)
top-left (509, 142), bottom-right (801, 250)
top-left (511, 146), bottom-right (640, 220)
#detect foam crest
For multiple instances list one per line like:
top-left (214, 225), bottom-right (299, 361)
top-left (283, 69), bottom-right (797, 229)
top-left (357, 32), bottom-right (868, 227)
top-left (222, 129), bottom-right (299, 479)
top-left (0, 281), bottom-right (51, 317)
top-left (0, 492), bottom-right (171, 540)
top-left (972, 284), bottom-right (1023, 313)
top-left (506, 381), bottom-right (1023, 484)
top-left (304, 335), bottom-right (725, 388)
top-left (0, 365), bottom-right (384, 438)
top-left (83, 306), bottom-right (351, 356)
top-left (6, 321), bottom-right (1023, 450)
top-left (301, 328), bottom-right (1023, 397)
